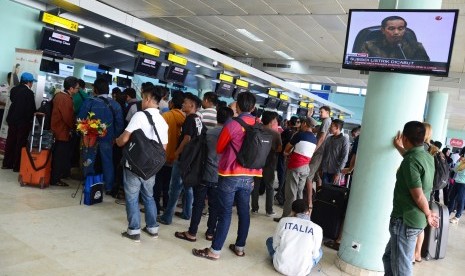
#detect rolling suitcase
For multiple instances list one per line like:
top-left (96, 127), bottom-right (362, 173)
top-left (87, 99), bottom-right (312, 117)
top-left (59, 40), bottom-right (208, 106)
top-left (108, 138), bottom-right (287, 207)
top-left (422, 201), bottom-right (449, 260)
top-left (311, 177), bottom-right (350, 240)
top-left (18, 114), bottom-right (53, 189)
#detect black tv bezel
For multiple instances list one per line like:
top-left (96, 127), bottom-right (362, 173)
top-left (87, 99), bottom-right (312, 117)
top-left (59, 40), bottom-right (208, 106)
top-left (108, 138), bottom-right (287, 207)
top-left (263, 97), bottom-right (281, 110)
top-left (96, 72), bottom-right (112, 85)
top-left (296, 108), bottom-right (308, 117)
top-left (38, 27), bottom-right (80, 59)
top-left (39, 59), bottom-right (60, 74)
top-left (342, 9), bottom-right (459, 77)
top-left (116, 76), bottom-right (132, 88)
top-left (215, 81), bottom-right (235, 98)
top-left (133, 56), bottom-right (161, 78)
top-left (277, 101), bottom-right (289, 112)
top-left (233, 87), bottom-right (248, 100)
top-left (164, 65), bottom-right (189, 85)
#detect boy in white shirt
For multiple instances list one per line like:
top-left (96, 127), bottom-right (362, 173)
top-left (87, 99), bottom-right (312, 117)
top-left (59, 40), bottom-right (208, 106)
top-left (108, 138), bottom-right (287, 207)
top-left (266, 199), bottom-right (323, 276)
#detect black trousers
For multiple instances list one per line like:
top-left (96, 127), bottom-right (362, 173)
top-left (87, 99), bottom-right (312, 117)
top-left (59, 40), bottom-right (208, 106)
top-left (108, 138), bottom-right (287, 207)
top-left (3, 123), bottom-right (31, 171)
top-left (51, 140), bottom-right (71, 185)
top-left (251, 166), bottom-right (275, 213)
top-left (154, 165), bottom-right (172, 212)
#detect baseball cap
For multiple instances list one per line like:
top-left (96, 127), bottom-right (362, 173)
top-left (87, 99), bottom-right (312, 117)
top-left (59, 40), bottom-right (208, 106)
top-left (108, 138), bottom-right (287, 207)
top-left (20, 72), bottom-right (37, 83)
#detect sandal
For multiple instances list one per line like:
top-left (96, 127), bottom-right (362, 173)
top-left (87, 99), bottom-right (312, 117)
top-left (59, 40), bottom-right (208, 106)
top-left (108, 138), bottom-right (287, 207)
top-left (324, 240), bottom-right (340, 251)
top-left (205, 232), bottom-right (214, 241)
top-left (228, 244), bottom-right (245, 257)
top-left (192, 248), bottom-right (219, 261)
top-left (174, 231), bottom-right (196, 242)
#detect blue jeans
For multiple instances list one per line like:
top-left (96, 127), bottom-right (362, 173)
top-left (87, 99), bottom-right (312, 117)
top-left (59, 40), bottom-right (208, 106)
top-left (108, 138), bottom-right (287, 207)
top-left (210, 176), bottom-right (254, 255)
top-left (382, 217), bottom-right (423, 276)
top-left (322, 172), bottom-right (336, 185)
top-left (84, 141), bottom-right (115, 192)
top-left (266, 237), bottom-right (323, 266)
top-left (160, 160), bottom-right (193, 224)
top-left (188, 182), bottom-right (219, 236)
top-left (448, 182), bottom-right (465, 218)
top-left (123, 168), bottom-right (159, 235)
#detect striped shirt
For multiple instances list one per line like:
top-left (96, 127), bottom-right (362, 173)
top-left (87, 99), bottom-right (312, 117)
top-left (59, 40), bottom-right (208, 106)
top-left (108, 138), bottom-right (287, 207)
top-left (199, 107), bottom-right (217, 129)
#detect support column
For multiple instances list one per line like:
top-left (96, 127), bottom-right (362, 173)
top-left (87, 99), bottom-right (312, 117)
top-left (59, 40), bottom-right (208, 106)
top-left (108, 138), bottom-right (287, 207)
top-left (336, 0), bottom-right (442, 274)
top-left (441, 118), bottom-right (449, 146)
top-left (73, 62), bottom-right (85, 79)
top-left (425, 92), bottom-right (449, 142)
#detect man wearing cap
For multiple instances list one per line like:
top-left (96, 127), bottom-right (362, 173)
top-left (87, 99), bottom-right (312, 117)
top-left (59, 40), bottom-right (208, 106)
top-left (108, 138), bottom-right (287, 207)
top-left (2, 72), bottom-right (37, 172)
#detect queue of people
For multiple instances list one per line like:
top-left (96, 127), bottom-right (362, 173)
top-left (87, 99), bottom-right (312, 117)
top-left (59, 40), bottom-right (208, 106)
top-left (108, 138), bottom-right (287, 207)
top-left (3, 73), bottom-right (462, 276)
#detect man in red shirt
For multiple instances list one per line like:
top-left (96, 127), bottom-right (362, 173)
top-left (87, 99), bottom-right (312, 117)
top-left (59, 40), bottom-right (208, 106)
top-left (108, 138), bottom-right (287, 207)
top-left (193, 92), bottom-right (260, 260)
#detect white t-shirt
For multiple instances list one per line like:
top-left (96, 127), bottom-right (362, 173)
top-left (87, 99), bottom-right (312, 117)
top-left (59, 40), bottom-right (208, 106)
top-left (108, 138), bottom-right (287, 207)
top-left (125, 108), bottom-right (169, 145)
top-left (273, 216), bottom-right (323, 276)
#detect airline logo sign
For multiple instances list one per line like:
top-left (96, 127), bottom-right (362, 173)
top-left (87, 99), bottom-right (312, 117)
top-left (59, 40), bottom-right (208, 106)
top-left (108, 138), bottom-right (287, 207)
top-left (449, 138), bottom-right (464, 148)
top-left (51, 32), bottom-right (71, 45)
top-left (42, 12), bottom-right (79, 32)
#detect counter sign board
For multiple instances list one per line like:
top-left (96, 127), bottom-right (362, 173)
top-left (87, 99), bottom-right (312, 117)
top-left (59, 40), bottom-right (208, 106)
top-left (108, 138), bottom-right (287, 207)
top-left (41, 12), bottom-right (79, 32)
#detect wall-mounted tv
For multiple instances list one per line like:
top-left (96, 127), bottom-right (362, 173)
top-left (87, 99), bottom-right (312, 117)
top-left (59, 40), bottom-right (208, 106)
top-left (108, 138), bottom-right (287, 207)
top-left (296, 108), bottom-right (308, 117)
top-left (233, 87), bottom-right (248, 100)
top-left (164, 65), bottom-right (188, 85)
top-left (38, 27), bottom-right (79, 59)
top-left (134, 56), bottom-right (161, 78)
top-left (342, 9), bottom-right (458, 76)
top-left (96, 72), bottom-right (112, 85)
top-left (116, 77), bottom-right (132, 88)
top-left (263, 97), bottom-right (280, 110)
top-left (215, 81), bottom-right (235, 98)
top-left (277, 101), bottom-right (289, 112)
top-left (39, 59), bottom-right (59, 74)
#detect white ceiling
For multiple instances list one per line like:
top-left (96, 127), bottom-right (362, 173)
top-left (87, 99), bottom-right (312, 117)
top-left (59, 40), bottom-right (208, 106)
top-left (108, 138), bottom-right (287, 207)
top-left (30, 0), bottom-right (465, 129)
top-left (95, 0), bottom-right (465, 130)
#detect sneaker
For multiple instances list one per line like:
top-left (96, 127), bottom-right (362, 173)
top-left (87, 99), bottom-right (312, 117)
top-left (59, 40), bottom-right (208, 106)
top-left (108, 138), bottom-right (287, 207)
top-left (266, 211), bottom-right (276, 217)
top-left (450, 217), bottom-right (460, 224)
top-left (251, 210), bottom-right (259, 215)
top-left (121, 231), bottom-right (140, 243)
top-left (142, 227), bottom-right (158, 238)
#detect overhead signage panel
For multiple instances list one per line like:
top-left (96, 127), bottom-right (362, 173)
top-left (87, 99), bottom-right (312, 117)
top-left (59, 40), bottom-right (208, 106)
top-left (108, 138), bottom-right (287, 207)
top-left (167, 53), bottom-right (187, 66)
top-left (41, 12), bottom-right (79, 32)
top-left (136, 43), bottom-right (161, 57)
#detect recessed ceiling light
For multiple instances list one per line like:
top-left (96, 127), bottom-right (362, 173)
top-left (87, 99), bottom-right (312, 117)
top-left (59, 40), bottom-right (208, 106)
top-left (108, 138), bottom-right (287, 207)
top-left (235, 29), bottom-right (263, 42)
top-left (104, 33), bottom-right (111, 38)
top-left (245, 52), bottom-right (249, 56)
top-left (195, 65), bottom-right (201, 68)
top-left (78, 25), bottom-right (84, 29)
top-left (273, 50), bottom-right (294, 60)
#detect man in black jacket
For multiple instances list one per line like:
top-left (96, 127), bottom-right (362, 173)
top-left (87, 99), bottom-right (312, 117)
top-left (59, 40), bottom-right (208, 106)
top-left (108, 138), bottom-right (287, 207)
top-left (2, 72), bottom-right (37, 172)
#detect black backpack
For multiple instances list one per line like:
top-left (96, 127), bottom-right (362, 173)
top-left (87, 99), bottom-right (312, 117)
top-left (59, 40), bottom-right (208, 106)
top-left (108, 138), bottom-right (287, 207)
top-left (122, 111), bottom-right (166, 180)
top-left (231, 117), bottom-right (273, 169)
top-left (179, 131), bottom-right (208, 187)
top-left (431, 151), bottom-right (449, 191)
top-left (37, 95), bottom-right (55, 130)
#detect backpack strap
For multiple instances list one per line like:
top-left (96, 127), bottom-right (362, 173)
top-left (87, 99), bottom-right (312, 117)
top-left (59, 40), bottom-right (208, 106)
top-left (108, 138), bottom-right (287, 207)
top-left (100, 97), bottom-right (117, 133)
top-left (230, 116), bottom-right (253, 156)
top-left (142, 111), bottom-right (162, 144)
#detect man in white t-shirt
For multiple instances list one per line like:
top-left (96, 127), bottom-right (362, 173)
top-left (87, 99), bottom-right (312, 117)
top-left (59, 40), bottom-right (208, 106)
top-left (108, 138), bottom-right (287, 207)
top-left (116, 85), bottom-right (169, 243)
top-left (266, 199), bottom-right (323, 276)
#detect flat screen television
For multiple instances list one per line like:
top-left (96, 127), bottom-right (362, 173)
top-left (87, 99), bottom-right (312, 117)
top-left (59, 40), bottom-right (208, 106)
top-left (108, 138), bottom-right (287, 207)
top-left (116, 77), bottom-right (132, 88)
top-left (263, 97), bottom-right (280, 110)
top-left (296, 108), bottom-right (308, 117)
top-left (38, 27), bottom-right (79, 59)
top-left (96, 72), bottom-right (112, 85)
top-left (215, 81), bottom-right (235, 98)
top-left (233, 87), bottom-right (248, 100)
top-left (277, 101), bottom-right (289, 112)
top-left (164, 65), bottom-right (188, 85)
top-left (342, 9), bottom-right (458, 76)
top-left (39, 59), bottom-right (59, 74)
top-left (134, 56), bottom-right (161, 78)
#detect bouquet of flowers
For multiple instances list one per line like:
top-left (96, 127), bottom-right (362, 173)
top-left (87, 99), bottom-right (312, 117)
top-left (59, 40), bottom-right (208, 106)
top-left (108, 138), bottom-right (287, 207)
top-left (76, 112), bottom-right (107, 146)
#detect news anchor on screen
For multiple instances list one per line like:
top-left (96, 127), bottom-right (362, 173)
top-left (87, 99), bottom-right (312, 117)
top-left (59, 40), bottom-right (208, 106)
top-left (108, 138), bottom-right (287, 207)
top-left (359, 16), bottom-right (430, 61)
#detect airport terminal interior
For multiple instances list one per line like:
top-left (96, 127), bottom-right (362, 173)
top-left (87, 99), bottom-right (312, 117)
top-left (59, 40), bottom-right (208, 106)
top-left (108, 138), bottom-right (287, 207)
top-left (2, 0), bottom-right (465, 275)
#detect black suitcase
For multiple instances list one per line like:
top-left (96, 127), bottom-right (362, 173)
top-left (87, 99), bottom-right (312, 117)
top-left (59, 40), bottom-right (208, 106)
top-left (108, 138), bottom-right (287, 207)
top-left (311, 183), bottom-right (350, 240)
top-left (422, 201), bottom-right (449, 260)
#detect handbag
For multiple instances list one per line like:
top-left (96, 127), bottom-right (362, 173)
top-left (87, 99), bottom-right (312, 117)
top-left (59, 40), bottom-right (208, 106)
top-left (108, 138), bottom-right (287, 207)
top-left (122, 111), bottom-right (165, 180)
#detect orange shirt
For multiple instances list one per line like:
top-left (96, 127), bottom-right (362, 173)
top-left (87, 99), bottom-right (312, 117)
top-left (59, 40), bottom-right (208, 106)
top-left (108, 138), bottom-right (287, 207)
top-left (162, 109), bottom-right (185, 165)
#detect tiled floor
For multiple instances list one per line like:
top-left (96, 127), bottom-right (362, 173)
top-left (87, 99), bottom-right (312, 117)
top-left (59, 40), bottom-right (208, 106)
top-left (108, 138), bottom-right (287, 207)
top-left (1, 168), bottom-right (464, 275)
